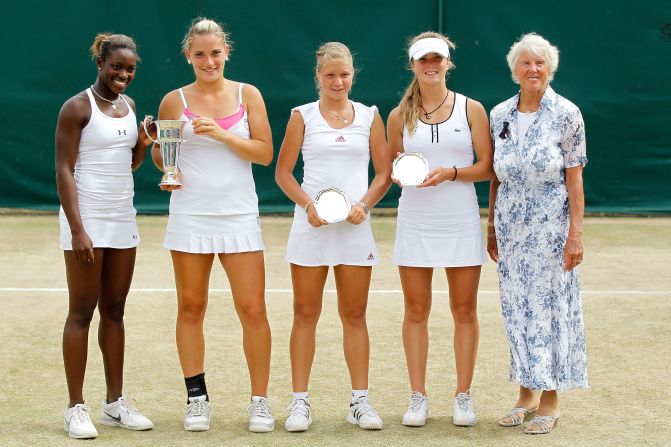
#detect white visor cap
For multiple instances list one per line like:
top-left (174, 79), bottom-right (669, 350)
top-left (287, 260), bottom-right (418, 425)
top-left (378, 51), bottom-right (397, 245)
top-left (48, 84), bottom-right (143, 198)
top-left (408, 38), bottom-right (450, 61)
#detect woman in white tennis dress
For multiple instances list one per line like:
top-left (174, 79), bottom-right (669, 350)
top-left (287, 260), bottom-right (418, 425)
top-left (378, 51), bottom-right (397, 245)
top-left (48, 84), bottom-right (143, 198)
top-left (151, 18), bottom-right (274, 433)
top-left (55, 33), bottom-right (153, 439)
top-left (387, 32), bottom-right (493, 428)
top-left (275, 42), bottom-right (391, 432)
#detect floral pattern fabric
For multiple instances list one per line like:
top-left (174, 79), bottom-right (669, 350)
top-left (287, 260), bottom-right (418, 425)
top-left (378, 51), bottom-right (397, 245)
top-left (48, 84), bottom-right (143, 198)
top-left (489, 86), bottom-right (589, 391)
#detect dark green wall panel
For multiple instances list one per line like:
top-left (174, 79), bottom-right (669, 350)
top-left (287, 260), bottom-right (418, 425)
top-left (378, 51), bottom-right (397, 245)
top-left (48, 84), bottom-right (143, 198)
top-left (2, 0), bottom-right (669, 213)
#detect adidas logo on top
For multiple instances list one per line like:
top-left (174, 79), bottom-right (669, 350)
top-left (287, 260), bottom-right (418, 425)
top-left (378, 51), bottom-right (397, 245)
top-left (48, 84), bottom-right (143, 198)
top-left (335, 135), bottom-right (346, 143)
top-left (367, 253), bottom-right (375, 260)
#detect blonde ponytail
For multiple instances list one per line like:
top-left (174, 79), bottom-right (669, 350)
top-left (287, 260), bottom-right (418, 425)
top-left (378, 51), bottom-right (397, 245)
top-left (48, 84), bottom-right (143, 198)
top-left (398, 31), bottom-right (455, 134)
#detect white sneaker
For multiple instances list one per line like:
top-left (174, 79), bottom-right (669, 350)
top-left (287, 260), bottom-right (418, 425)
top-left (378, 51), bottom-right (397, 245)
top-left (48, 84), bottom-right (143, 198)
top-left (64, 404), bottom-right (98, 439)
top-left (184, 395), bottom-right (211, 431)
top-left (285, 398), bottom-right (312, 432)
top-left (347, 397), bottom-right (383, 430)
top-left (452, 392), bottom-right (477, 426)
top-left (101, 396), bottom-right (153, 430)
top-left (402, 391), bottom-right (429, 426)
top-left (248, 396), bottom-right (274, 432)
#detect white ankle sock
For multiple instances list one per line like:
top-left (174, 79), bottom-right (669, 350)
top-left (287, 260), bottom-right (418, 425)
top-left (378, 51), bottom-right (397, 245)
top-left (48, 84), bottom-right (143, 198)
top-left (351, 389), bottom-right (368, 401)
top-left (292, 391), bottom-right (309, 402)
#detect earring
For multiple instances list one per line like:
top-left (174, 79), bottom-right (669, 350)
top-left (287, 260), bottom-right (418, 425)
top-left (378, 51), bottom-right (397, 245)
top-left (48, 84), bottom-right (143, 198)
top-left (225, 56), bottom-right (229, 61)
top-left (187, 60), bottom-right (191, 64)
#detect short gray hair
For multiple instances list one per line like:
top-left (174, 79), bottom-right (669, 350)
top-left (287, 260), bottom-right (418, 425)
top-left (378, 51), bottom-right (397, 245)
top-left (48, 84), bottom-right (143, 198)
top-left (506, 33), bottom-right (559, 84)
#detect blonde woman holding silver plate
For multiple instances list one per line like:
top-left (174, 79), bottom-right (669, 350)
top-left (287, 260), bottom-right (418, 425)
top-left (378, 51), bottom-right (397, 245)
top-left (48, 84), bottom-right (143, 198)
top-left (387, 31), bottom-right (493, 427)
top-left (275, 41), bottom-right (391, 432)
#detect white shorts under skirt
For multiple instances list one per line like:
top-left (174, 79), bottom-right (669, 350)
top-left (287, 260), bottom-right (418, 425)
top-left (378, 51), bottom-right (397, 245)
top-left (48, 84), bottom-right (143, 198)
top-left (393, 209), bottom-right (485, 268)
top-left (164, 213), bottom-right (264, 254)
top-left (59, 209), bottom-right (139, 250)
top-left (285, 213), bottom-right (378, 267)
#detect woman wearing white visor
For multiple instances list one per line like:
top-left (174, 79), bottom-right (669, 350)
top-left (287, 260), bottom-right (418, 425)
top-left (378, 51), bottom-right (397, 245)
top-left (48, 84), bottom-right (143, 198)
top-left (387, 32), bottom-right (493, 427)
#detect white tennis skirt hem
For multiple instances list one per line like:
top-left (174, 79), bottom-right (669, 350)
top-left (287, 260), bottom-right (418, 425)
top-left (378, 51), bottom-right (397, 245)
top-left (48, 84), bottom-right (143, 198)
top-left (59, 211), bottom-right (139, 250)
top-left (285, 216), bottom-right (379, 266)
top-left (164, 213), bottom-right (264, 254)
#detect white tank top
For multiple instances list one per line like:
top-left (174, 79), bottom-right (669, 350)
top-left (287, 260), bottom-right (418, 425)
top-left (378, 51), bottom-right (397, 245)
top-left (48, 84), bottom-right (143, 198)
top-left (292, 100), bottom-right (377, 209)
top-left (398, 92), bottom-right (478, 216)
top-left (168, 83), bottom-right (259, 215)
top-left (66, 88), bottom-right (137, 219)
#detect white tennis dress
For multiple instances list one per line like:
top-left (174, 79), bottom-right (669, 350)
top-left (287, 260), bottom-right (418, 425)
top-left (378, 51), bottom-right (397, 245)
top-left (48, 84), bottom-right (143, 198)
top-left (393, 93), bottom-right (485, 267)
top-left (285, 100), bottom-right (379, 266)
top-left (163, 83), bottom-right (264, 253)
top-left (59, 88), bottom-right (139, 250)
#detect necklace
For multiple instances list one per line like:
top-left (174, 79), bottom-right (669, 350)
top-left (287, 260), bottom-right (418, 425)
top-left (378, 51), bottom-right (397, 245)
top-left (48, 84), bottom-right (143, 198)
top-left (90, 85), bottom-right (121, 109)
top-left (420, 90), bottom-right (449, 120)
top-left (322, 103), bottom-right (352, 124)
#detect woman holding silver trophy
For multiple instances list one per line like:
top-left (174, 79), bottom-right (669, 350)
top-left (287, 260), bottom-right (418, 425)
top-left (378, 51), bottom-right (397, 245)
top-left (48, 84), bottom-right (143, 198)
top-left (386, 32), bottom-right (493, 427)
top-left (55, 33), bottom-right (154, 439)
top-left (275, 42), bottom-right (391, 432)
top-left (149, 18), bottom-right (275, 433)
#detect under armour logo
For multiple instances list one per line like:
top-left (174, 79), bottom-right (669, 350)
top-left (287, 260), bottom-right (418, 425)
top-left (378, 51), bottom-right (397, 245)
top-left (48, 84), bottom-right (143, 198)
top-left (118, 130), bottom-right (127, 136)
top-left (367, 253), bottom-right (375, 260)
top-left (335, 135), bottom-right (346, 143)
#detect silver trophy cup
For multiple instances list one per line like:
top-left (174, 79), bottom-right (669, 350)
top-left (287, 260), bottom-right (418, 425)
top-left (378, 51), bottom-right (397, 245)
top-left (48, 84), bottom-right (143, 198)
top-left (144, 116), bottom-right (189, 186)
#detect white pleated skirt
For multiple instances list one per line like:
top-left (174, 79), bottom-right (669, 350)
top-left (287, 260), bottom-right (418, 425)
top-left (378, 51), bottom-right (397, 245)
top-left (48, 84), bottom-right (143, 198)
top-left (59, 208), bottom-right (139, 250)
top-left (393, 209), bottom-right (485, 267)
top-left (164, 213), bottom-right (264, 254)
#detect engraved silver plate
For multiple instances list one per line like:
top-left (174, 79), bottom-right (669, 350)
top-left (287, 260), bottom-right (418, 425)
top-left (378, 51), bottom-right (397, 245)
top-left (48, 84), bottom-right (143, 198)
top-left (392, 152), bottom-right (429, 186)
top-left (314, 187), bottom-right (351, 223)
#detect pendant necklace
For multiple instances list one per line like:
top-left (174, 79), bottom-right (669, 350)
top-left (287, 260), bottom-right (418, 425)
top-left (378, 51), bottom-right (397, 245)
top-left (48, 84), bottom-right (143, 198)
top-left (421, 90), bottom-right (449, 120)
top-left (322, 103), bottom-right (352, 124)
top-left (91, 85), bottom-right (121, 109)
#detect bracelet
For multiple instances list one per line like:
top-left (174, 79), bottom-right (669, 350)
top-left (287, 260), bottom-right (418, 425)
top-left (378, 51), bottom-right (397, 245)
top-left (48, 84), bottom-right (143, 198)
top-left (487, 234), bottom-right (497, 239)
top-left (451, 165), bottom-right (458, 181)
top-left (357, 200), bottom-right (370, 215)
top-left (304, 200), bottom-right (316, 212)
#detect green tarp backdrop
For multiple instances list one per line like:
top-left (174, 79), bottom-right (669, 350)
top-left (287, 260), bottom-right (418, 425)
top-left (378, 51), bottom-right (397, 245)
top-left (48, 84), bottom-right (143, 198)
top-left (3, 0), bottom-right (670, 213)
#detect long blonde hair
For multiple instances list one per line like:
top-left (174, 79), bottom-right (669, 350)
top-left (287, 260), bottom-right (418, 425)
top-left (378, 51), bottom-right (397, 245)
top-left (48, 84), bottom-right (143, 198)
top-left (398, 32), bottom-right (455, 134)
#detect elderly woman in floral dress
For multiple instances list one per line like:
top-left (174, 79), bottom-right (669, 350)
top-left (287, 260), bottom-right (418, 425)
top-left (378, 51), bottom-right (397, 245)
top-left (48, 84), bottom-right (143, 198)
top-left (488, 33), bottom-right (588, 435)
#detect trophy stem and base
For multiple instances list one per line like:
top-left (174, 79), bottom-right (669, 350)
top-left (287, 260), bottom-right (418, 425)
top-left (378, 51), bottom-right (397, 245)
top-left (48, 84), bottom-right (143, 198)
top-left (159, 172), bottom-right (181, 187)
top-left (144, 115), bottom-right (188, 189)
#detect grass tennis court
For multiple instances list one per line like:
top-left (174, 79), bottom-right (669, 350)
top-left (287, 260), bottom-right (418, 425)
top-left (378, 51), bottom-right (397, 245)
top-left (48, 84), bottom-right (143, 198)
top-left (1, 214), bottom-right (669, 446)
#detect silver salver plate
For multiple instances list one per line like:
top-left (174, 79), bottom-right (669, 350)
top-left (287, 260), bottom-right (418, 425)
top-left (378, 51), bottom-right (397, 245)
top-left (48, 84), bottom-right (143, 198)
top-left (314, 187), bottom-right (351, 223)
top-left (392, 152), bottom-right (429, 186)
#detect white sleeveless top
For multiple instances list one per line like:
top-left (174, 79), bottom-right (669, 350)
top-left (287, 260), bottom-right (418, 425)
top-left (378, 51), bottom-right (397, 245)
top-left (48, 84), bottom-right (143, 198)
top-left (293, 100), bottom-right (377, 207)
top-left (168, 83), bottom-right (259, 216)
top-left (285, 100), bottom-right (379, 266)
top-left (393, 92), bottom-right (485, 267)
top-left (59, 88), bottom-right (139, 249)
top-left (398, 93), bottom-right (479, 216)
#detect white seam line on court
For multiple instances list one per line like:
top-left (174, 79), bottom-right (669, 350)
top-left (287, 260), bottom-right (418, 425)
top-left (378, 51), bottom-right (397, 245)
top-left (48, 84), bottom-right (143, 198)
top-left (1, 288), bottom-right (670, 295)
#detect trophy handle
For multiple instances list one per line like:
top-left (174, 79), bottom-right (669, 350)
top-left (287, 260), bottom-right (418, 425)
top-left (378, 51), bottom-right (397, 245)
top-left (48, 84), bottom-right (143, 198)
top-left (143, 115), bottom-right (159, 144)
top-left (181, 116), bottom-right (196, 143)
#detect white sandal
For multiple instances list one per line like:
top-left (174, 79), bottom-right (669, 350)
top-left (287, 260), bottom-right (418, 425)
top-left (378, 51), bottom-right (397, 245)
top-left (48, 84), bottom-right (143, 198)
top-left (498, 407), bottom-right (538, 427)
top-left (524, 413), bottom-right (559, 434)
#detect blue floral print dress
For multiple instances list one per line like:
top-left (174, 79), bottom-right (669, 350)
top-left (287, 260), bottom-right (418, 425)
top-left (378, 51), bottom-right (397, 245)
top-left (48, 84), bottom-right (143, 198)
top-left (489, 86), bottom-right (589, 391)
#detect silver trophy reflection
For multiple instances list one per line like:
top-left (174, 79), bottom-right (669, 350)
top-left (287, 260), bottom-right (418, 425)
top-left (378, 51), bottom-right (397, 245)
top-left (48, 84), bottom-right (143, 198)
top-left (143, 116), bottom-right (190, 187)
